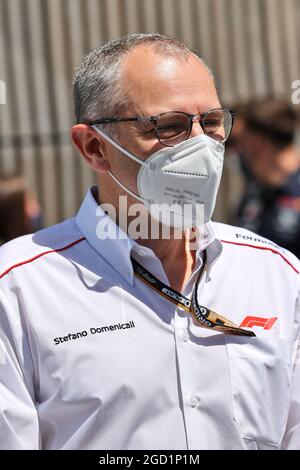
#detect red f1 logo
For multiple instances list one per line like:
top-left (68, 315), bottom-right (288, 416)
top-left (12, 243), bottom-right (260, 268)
top-left (240, 316), bottom-right (278, 330)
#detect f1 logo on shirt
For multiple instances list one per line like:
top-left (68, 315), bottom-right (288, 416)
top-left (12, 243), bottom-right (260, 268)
top-left (240, 316), bottom-right (278, 330)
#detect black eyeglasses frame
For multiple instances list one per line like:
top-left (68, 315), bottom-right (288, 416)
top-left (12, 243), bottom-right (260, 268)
top-left (90, 108), bottom-right (236, 146)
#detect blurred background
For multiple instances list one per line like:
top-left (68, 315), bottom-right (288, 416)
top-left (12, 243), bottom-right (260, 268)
top-left (0, 0), bottom-right (300, 251)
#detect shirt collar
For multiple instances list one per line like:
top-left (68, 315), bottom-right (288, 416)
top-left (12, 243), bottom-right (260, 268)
top-left (76, 186), bottom-right (136, 284)
top-left (76, 186), bottom-right (222, 284)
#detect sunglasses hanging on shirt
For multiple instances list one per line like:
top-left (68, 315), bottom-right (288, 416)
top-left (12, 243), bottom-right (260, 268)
top-left (131, 252), bottom-right (255, 337)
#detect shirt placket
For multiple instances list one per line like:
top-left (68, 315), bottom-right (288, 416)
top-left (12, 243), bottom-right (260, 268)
top-left (173, 253), bottom-right (245, 449)
top-left (173, 256), bottom-right (207, 449)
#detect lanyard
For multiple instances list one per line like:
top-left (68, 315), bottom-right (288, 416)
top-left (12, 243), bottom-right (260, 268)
top-left (131, 252), bottom-right (255, 337)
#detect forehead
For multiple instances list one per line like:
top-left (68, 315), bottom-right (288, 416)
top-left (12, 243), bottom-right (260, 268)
top-left (120, 45), bottom-right (219, 116)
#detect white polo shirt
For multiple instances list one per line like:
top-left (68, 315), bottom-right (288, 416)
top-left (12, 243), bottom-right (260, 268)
top-left (0, 187), bottom-right (299, 450)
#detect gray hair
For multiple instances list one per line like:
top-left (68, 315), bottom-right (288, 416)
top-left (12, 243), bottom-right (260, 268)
top-left (73, 33), bottom-right (213, 134)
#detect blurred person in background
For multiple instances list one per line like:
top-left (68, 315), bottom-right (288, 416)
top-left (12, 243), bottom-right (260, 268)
top-left (231, 99), bottom-right (300, 257)
top-left (0, 176), bottom-right (42, 245)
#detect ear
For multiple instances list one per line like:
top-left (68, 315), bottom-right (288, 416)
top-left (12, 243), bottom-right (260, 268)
top-left (70, 124), bottom-right (111, 173)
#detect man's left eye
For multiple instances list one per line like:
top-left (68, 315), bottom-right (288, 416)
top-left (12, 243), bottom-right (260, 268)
top-left (157, 123), bottom-right (185, 136)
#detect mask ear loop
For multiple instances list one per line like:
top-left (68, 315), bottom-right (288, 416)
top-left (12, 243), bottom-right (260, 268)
top-left (90, 125), bottom-right (148, 204)
top-left (108, 170), bottom-right (145, 204)
top-left (91, 125), bottom-right (149, 167)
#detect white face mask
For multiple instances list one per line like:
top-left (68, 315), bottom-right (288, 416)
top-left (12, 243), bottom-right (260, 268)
top-left (92, 126), bottom-right (225, 228)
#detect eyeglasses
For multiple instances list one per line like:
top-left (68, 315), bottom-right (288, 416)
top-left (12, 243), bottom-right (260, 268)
top-left (90, 108), bottom-right (235, 147)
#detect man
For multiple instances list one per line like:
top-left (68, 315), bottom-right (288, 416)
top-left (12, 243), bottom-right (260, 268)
top-left (0, 33), bottom-right (299, 450)
top-left (232, 99), bottom-right (300, 258)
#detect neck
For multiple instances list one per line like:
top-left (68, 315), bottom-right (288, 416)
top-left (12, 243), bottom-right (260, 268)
top-left (137, 232), bottom-right (197, 292)
top-left (96, 184), bottom-right (197, 291)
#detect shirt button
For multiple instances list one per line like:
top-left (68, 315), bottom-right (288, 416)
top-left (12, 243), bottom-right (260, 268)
top-left (181, 331), bottom-right (189, 342)
top-left (190, 395), bottom-right (200, 408)
top-left (177, 310), bottom-right (186, 318)
top-left (123, 268), bottom-right (131, 278)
